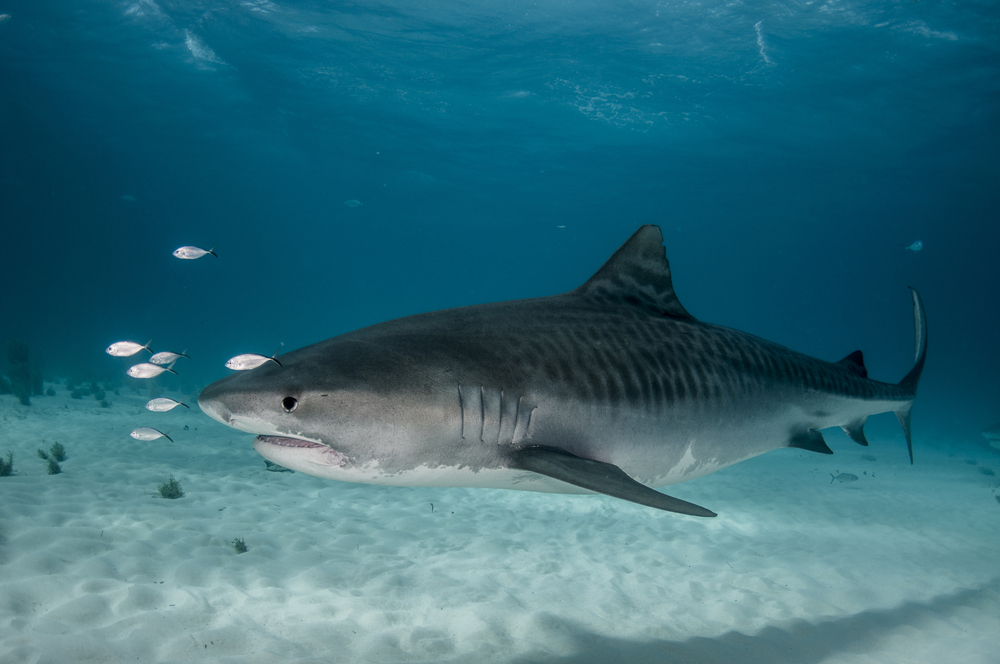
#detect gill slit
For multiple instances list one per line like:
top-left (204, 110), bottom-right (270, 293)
top-left (497, 389), bottom-right (504, 445)
top-left (526, 406), bottom-right (538, 438)
top-left (480, 385), bottom-right (486, 443)
top-left (513, 395), bottom-right (522, 439)
top-left (458, 384), bottom-right (465, 440)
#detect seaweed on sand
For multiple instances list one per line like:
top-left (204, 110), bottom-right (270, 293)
top-left (0, 451), bottom-right (13, 476)
top-left (158, 476), bottom-right (184, 499)
top-left (49, 442), bottom-right (66, 462)
top-left (37, 443), bottom-right (65, 474)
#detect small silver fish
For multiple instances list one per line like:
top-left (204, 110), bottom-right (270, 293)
top-left (904, 241), bottom-right (923, 252)
top-left (127, 363), bottom-right (178, 379)
top-left (344, 199), bottom-right (362, 208)
top-left (225, 353), bottom-right (283, 370)
top-left (130, 427), bottom-right (173, 442)
top-left (173, 245), bottom-right (217, 259)
top-left (830, 472), bottom-right (859, 484)
top-left (106, 339), bottom-right (152, 357)
top-left (149, 350), bottom-right (189, 365)
top-left (145, 397), bottom-right (190, 412)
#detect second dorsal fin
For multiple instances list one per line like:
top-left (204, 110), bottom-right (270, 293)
top-left (575, 224), bottom-right (695, 320)
top-left (837, 350), bottom-right (868, 378)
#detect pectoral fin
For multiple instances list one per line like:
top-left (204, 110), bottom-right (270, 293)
top-left (509, 446), bottom-right (716, 517)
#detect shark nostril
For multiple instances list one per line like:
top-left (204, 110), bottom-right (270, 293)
top-left (282, 397), bottom-right (298, 413)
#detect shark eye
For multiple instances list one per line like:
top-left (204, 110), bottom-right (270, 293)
top-left (282, 397), bottom-right (298, 413)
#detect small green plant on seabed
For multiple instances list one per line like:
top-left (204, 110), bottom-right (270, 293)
top-left (0, 452), bottom-right (13, 477)
top-left (233, 537), bottom-right (248, 554)
top-left (36, 447), bottom-right (62, 474)
top-left (158, 476), bottom-right (184, 499)
top-left (49, 442), bottom-right (66, 462)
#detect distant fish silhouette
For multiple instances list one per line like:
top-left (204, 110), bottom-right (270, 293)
top-left (145, 397), bottom-right (189, 412)
top-left (173, 245), bottom-right (217, 259)
top-left (121, 194), bottom-right (137, 203)
top-left (127, 362), bottom-right (177, 379)
top-left (0, 14), bottom-right (11, 24)
top-left (982, 422), bottom-right (1000, 449)
top-left (830, 472), bottom-right (859, 484)
top-left (130, 427), bottom-right (173, 442)
top-left (106, 340), bottom-right (152, 357)
top-left (225, 352), bottom-right (282, 370)
top-left (150, 350), bottom-right (189, 365)
top-left (904, 241), bottom-right (923, 252)
top-left (344, 199), bottom-right (362, 208)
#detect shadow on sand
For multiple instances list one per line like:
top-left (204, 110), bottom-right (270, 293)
top-left (510, 579), bottom-right (999, 664)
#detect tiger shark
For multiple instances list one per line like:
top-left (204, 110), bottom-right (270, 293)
top-left (199, 225), bottom-right (926, 516)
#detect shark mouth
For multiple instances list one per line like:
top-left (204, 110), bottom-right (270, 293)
top-left (254, 435), bottom-right (350, 468)
top-left (255, 435), bottom-right (326, 449)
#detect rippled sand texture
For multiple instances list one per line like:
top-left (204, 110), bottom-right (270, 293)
top-left (1, 389), bottom-right (998, 663)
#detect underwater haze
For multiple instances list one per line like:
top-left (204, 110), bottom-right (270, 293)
top-left (1, 1), bottom-right (1000, 663)
top-left (1, 0), bottom-right (999, 434)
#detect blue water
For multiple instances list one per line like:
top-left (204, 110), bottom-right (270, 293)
top-left (1, 1), bottom-right (998, 441)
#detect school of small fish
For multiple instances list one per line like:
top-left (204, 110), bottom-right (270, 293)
top-left (105, 244), bottom-right (283, 446)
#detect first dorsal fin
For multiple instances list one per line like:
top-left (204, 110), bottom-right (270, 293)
top-left (837, 350), bottom-right (868, 378)
top-left (575, 224), bottom-right (695, 320)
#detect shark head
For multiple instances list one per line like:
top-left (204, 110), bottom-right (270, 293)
top-left (199, 334), bottom-right (466, 483)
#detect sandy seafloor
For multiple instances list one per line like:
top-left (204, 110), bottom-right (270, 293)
top-left (1, 386), bottom-right (998, 664)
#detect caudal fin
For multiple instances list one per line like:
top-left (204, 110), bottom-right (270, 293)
top-left (896, 288), bottom-right (927, 464)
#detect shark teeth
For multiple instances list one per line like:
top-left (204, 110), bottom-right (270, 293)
top-left (256, 435), bottom-right (324, 449)
top-left (255, 435), bottom-right (349, 468)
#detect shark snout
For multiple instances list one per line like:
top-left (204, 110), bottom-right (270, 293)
top-left (198, 391), bottom-right (232, 426)
top-left (198, 380), bottom-right (239, 427)
top-left (198, 379), bottom-right (281, 435)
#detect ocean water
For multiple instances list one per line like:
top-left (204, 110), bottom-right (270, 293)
top-left (1, 1), bottom-right (999, 663)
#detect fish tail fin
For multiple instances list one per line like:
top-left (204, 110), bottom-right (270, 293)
top-left (208, 245), bottom-right (217, 257)
top-left (895, 288), bottom-right (927, 465)
top-left (179, 401), bottom-right (190, 409)
top-left (144, 339), bottom-right (153, 353)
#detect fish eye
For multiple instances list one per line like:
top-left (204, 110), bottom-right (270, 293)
top-left (282, 397), bottom-right (298, 413)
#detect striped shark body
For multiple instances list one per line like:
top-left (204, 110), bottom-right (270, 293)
top-left (198, 225), bottom-right (927, 516)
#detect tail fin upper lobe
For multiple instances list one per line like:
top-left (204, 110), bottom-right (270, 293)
top-left (895, 288), bottom-right (927, 464)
